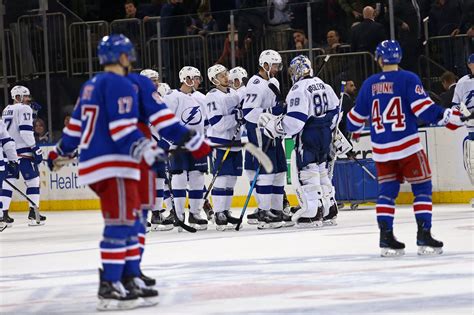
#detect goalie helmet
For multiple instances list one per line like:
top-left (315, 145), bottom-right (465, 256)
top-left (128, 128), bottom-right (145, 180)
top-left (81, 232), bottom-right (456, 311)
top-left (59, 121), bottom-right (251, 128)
top-left (259, 50), bottom-right (282, 77)
top-left (140, 69), bottom-right (159, 80)
top-left (157, 82), bottom-right (171, 96)
top-left (179, 66), bottom-right (202, 87)
top-left (207, 64), bottom-right (228, 85)
top-left (10, 85), bottom-right (30, 102)
top-left (229, 66), bottom-right (248, 89)
top-left (288, 55), bottom-right (312, 84)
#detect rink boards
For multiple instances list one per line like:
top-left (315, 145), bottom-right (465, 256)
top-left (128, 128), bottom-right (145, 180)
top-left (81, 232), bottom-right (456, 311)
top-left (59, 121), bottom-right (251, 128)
top-left (7, 126), bottom-right (474, 211)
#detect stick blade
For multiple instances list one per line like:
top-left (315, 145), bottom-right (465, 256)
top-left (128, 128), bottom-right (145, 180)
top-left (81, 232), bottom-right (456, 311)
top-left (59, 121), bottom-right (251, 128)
top-left (244, 143), bottom-right (273, 173)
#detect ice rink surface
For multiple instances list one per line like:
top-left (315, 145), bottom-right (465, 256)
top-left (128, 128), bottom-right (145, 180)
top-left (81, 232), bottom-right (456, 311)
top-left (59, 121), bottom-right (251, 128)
top-left (0, 204), bottom-right (473, 315)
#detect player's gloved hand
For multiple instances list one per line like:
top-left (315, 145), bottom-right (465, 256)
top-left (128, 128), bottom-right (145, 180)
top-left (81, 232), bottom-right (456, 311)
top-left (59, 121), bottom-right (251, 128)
top-left (438, 108), bottom-right (463, 130)
top-left (351, 132), bottom-right (361, 143)
top-left (142, 142), bottom-right (167, 166)
top-left (258, 112), bottom-right (285, 139)
top-left (184, 130), bottom-right (211, 160)
top-left (32, 146), bottom-right (43, 164)
top-left (231, 107), bottom-right (244, 124)
top-left (6, 161), bottom-right (19, 179)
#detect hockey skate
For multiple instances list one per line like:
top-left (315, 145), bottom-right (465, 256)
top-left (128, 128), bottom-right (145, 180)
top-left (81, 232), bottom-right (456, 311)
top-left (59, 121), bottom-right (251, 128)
top-left (150, 210), bottom-right (174, 231)
top-left (246, 209), bottom-right (259, 225)
top-left (97, 270), bottom-right (144, 311)
top-left (203, 199), bottom-right (215, 222)
top-left (27, 208), bottom-right (46, 226)
top-left (215, 211), bottom-right (239, 231)
top-left (2, 210), bottom-right (14, 228)
top-left (122, 277), bottom-right (159, 307)
top-left (416, 221), bottom-right (443, 255)
top-left (139, 271), bottom-right (156, 287)
top-left (296, 217), bottom-right (317, 229)
top-left (188, 212), bottom-right (208, 231)
top-left (271, 209), bottom-right (294, 227)
top-left (379, 223), bottom-right (405, 257)
top-left (323, 203), bottom-right (338, 226)
top-left (257, 210), bottom-right (283, 230)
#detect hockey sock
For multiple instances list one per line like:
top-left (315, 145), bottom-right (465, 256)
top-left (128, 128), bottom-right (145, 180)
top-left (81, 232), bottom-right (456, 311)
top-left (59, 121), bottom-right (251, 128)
top-left (211, 176), bottom-right (227, 212)
top-left (154, 178), bottom-right (165, 210)
top-left (270, 172), bottom-right (285, 211)
top-left (25, 177), bottom-right (40, 208)
top-left (188, 171), bottom-right (204, 214)
top-left (255, 173), bottom-right (273, 211)
top-left (376, 181), bottom-right (400, 230)
top-left (412, 181), bottom-right (433, 229)
top-left (123, 219), bottom-right (141, 278)
top-left (0, 181), bottom-right (13, 211)
top-left (225, 176), bottom-right (237, 210)
top-left (171, 172), bottom-right (187, 218)
top-left (100, 225), bottom-right (130, 282)
top-left (138, 211), bottom-right (147, 259)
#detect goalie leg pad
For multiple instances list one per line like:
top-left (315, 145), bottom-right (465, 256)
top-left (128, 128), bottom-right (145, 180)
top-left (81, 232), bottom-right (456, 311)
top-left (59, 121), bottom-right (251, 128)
top-left (463, 135), bottom-right (474, 185)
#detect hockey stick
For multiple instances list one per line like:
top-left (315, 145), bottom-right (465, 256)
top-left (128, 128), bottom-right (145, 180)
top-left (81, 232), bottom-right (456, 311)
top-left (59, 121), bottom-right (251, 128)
top-left (461, 112), bottom-right (474, 122)
top-left (235, 139), bottom-right (273, 231)
top-left (327, 81), bottom-right (347, 178)
top-left (347, 155), bottom-right (377, 180)
top-left (315, 55), bottom-right (331, 77)
top-left (4, 179), bottom-right (40, 224)
top-left (164, 168), bottom-right (197, 233)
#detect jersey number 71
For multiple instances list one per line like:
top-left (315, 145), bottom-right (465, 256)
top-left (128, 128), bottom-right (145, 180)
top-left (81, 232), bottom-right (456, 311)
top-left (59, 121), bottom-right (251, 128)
top-left (372, 97), bottom-right (406, 133)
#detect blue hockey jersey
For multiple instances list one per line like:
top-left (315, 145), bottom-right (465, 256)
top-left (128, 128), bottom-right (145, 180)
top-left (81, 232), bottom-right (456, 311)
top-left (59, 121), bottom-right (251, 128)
top-left (61, 72), bottom-right (146, 185)
top-left (347, 70), bottom-right (445, 162)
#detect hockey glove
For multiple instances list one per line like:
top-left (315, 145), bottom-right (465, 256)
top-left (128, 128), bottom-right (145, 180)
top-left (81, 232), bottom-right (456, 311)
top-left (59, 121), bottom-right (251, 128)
top-left (6, 161), bottom-right (19, 179)
top-left (333, 129), bottom-right (353, 156)
top-left (258, 112), bottom-right (285, 139)
top-left (438, 108), bottom-right (463, 130)
top-left (231, 107), bottom-right (244, 124)
top-left (32, 146), bottom-right (43, 164)
top-left (184, 130), bottom-right (211, 160)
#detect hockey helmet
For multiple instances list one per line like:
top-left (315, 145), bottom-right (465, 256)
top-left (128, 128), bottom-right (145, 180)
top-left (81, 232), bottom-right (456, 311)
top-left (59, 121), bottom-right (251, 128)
top-left (375, 40), bottom-right (402, 65)
top-left (468, 53), bottom-right (474, 64)
top-left (10, 85), bottom-right (30, 102)
top-left (157, 82), bottom-right (171, 96)
top-left (259, 49), bottom-right (283, 72)
top-left (179, 66), bottom-right (202, 87)
top-left (229, 66), bottom-right (248, 88)
top-left (207, 64), bottom-right (228, 85)
top-left (97, 34), bottom-right (136, 65)
top-left (140, 69), bottom-right (159, 80)
top-left (288, 55), bottom-right (312, 84)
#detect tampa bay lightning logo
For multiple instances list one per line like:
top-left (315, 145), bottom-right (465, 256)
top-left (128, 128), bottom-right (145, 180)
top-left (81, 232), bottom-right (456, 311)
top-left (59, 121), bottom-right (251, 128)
top-left (181, 106), bottom-right (202, 126)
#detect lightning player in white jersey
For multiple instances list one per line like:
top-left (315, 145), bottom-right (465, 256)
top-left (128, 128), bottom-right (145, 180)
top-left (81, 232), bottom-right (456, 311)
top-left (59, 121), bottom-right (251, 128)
top-left (452, 54), bottom-right (474, 194)
top-left (0, 120), bottom-right (18, 229)
top-left (258, 55), bottom-right (340, 228)
top-left (229, 66), bottom-right (248, 100)
top-left (1, 85), bottom-right (46, 226)
top-left (243, 49), bottom-right (291, 229)
top-left (140, 68), bottom-right (171, 97)
top-left (162, 66), bottom-right (210, 230)
top-left (204, 64), bottom-right (243, 230)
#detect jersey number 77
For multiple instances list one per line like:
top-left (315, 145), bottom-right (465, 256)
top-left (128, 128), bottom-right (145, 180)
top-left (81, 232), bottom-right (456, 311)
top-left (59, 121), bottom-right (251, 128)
top-left (372, 96), bottom-right (406, 133)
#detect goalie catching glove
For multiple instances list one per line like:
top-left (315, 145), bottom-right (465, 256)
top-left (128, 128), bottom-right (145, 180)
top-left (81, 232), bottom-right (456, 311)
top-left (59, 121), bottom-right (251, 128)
top-left (257, 112), bottom-right (285, 139)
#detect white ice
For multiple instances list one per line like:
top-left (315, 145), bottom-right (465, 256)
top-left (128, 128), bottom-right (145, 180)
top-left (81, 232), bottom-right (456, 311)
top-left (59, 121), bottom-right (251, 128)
top-left (0, 204), bottom-right (473, 314)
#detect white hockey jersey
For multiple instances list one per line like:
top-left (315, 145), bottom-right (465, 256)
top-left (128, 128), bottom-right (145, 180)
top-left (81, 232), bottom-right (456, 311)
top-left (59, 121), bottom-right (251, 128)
top-left (452, 74), bottom-right (474, 130)
top-left (242, 74), bottom-right (280, 124)
top-left (283, 77), bottom-right (340, 136)
top-left (162, 89), bottom-right (206, 138)
top-left (0, 119), bottom-right (18, 171)
top-left (1, 103), bottom-right (36, 157)
top-left (204, 87), bottom-right (241, 150)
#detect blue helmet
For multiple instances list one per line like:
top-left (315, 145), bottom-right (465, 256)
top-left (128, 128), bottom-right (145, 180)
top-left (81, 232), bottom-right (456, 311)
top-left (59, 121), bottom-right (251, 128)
top-left (375, 40), bottom-right (402, 65)
top-left (288, 55), bottom-right (312, 84)
top-left (468, 53), bottom-right (474, 64)
top-left (97, 34), bottom-right (136, 65)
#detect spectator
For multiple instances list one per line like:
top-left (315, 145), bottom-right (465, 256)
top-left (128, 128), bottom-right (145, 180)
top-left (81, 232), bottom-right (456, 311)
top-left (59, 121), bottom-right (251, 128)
top-left (161, 0), bottom-right (187, 37)
top-left (34, 118), bottom-right (49, 144)
top-left (340, 80), bottom-right (357, 138)
top-left (451, 0), bottom-right (474, 37)
top-left (439, 71), bottom-right (458, 108)
top-left (338, 0), bottom-right (376, 27)
top-left (327, 0), bottom-right (349, 39)
top-left (429, 0), bottom-right (462, 36)
top-left (293, 29), bottom-right (309, 50)
top-left (266, 0), bottom-right (292, 51)
top-left (237, 0), bottom-right (266, 51)
top-left (350, 6), bottom-right (386, 53)
top-left (216, 29), bottom-right (250, 68)
top-left (124, 0), bottom-right (144, 19)
top-left (394, 0), bottom-right (422, 72)
top-left (323, 29), bottom-right (348, 54)
top-left (209, 0), bottom-right (237, 31)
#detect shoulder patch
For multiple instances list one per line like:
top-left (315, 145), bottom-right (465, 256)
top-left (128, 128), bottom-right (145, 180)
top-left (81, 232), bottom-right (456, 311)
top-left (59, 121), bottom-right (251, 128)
top-left (415, 84), bottom-right (425, 95)
top-left (291, 84), bottom-right (299, 91)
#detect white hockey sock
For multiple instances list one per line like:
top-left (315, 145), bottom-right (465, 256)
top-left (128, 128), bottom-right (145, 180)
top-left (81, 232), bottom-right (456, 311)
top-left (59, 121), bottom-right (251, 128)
top-left (154, 178), bottom-right (165, 211)
top-left (188, 171), bottom-right (204, 214)
top-left (211, 176), bottom-right (227, 213)
top-left (171, 173), bottom-right (187, 218)
top-left (255, 174), bottom-right (274, 211)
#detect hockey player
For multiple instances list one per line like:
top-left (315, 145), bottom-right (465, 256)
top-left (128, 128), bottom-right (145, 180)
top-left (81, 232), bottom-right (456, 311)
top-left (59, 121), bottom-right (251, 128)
top-left (242, 49), bottom-right (290, 229)
top-left (140, 69), bottom-right (160, 89)
top-left (258, 55), bottom-right (340, 228)
top-left (451, 54), bottom-right (474, 192)
top-left (161, 66), bottom-right (210, 230)
top-left (127, 70), bottom-right (210, 281)
top-left (157, 83), bottom-right (171, 96)
top-left (346, 40), bottom-right (464, 257)
top-left (229, 66), bottom-right (248, 97)
top-left (0, 120), bottom-right (18, 229)
top-left (204, 64), bottom-right (243, 230)
top-left (47, 34), bottom-right (171, 310)
top-left (1, 85), bottom-right (46, 226)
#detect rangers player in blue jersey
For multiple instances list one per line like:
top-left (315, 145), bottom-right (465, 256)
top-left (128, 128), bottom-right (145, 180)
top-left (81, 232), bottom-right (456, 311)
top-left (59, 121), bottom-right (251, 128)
top-left (346, 40), bottom-right (464, 257)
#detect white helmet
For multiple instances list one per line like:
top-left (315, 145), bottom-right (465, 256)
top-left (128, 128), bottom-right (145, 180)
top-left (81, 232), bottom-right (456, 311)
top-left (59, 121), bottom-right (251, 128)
top-left (179, 66), bottom-right (202, 87)
top-left (157, 82), bottom-right (171, 96)
top-left (10, 85), bottom-right (30, 103)
top-left (259, 49), bottom-right (282, 77)
top-left (140, 69), bottom-right (159, 80)
top-left (207, 64), bottom-right (228, 85)
top-left (229, 66), bottom-right (248, 89)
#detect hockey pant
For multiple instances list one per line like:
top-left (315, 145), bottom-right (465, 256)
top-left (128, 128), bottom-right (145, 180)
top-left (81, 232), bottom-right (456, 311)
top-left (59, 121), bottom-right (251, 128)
top-left (171, 171), bottom-right (205, 219)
